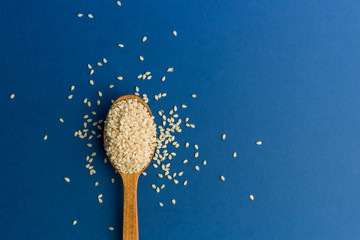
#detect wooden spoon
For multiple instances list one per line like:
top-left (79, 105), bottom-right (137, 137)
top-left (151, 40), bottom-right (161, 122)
top-left (104, 94), bottom-right (155, 240)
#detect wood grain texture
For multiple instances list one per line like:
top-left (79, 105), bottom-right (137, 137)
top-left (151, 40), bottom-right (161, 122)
top-left (120, 172), bottom-right (141, 240)
top-left (104, 94), bottom-right (155, 240)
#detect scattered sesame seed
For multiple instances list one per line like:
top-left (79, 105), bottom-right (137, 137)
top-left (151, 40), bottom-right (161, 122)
top-left (64, 177), bottom-right (70, 182)
top-left (220, 176), bottom-right (225, 181)
top-left (249, 194), bottom-right (254, 200)
top-left (256, 141), bottom-right (262, 145)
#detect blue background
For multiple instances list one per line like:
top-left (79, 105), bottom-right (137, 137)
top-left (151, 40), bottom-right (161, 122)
top-left (1, 0), bottom-right (360, 239)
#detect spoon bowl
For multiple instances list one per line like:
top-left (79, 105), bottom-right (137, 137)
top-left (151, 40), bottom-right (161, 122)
top-left (104, 94), bottom-right (155, 240)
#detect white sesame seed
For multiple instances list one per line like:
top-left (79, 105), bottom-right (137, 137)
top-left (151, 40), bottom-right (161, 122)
top-left (249, 194), bottom-right (254, 200)
top-left (88, 14), bottom-right (93, 18)
top-left (43, 135), bottom-right (48, 140)
top-left (108, 227), bottom-right (114, 231)
top-left (220, 176), bottom-right (225, 181)
top-left (118, 43), bottom-right (124, 48)
top-left (233, 152), bottom-right (237, 158)
top-left (68, 95), bottom-right (73, 100)
top-left (142, 36), bottom-right (147, 42)
top-left (117, 76), bottom-right (123, 80)
top-left (222, 134), bottom-right (226, 140)
top-left (72, 220), bottom-right (77, 225)
top-left (139, 56), bottom-right (144, 61)
top-left (116, 0), bottom-right (121, 6)
top-left (173, 30), bottom-right (177, 36)
top-left (256, 141), bottom-right (262, 145)
top-left (77, 13), bottom-right (83, 17)
top-left (64, 177), bottom-right (70, 182)
top-left (171, 199), bottom-right (176, 205)
top-left (167, 67), bottom-right (173, 72)
top-left (195, 165), bottom-right (200, 171)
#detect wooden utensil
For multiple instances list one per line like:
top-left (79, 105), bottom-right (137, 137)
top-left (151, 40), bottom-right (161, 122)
top-left (104, 94), bottom-right (155, 240)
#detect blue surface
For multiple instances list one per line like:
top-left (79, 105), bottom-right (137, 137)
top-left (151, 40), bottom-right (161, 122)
top-left (1, 0), bottom-right (360, 239)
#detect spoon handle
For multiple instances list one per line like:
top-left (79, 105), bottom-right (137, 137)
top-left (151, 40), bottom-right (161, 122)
top-left (122, 173), bottom-right (140, 240)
